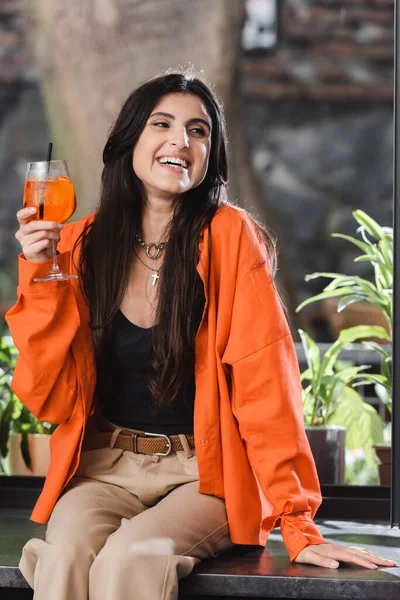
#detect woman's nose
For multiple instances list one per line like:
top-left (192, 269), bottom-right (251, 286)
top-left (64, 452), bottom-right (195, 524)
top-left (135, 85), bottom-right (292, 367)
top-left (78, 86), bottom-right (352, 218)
top-left (170, 127), bottom-right (189, 148)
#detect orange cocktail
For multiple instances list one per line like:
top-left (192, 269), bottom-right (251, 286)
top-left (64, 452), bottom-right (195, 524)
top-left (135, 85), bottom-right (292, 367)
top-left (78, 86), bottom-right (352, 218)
top-left (23, 176), bottom-right (76, 224)
top-left (24, 159), bottom-right (78, 281)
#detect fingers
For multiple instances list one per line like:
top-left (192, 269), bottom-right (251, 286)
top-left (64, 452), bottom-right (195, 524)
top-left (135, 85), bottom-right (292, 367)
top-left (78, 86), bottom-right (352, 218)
top-left (18, 228), bottom-right (61, 246)
top-left (331, 546), bottom-right (394, 569)
top-left (15, 208), bottom-right (64, 262)
top-left (297, 549), bottom-right (340, 569)
top-left (16, 214), bottom-right (63, 237)
top-left (17, 207), bottom-right (37, 225)
top-left (302, 548), bottom-right (376, 570)
top-left (17, 230), bottom-right (60, 261)
top-left (25, 239), bottom-right (53, 258)
top-left (348, 547), bottom-right (397, 567)
top-left (295, 543), bottom-right (397, 570)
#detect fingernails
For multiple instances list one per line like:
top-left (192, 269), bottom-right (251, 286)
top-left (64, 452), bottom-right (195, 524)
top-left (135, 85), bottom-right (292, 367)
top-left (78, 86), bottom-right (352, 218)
top-left (329, 561), bottom-right (339, 568)
top-left (56, 224), bottom-right (63, 230)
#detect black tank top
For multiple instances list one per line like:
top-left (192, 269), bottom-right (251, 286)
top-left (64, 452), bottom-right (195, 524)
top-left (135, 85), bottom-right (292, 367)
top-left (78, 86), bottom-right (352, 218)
top-left (100, 306), bottom-right (202, 435)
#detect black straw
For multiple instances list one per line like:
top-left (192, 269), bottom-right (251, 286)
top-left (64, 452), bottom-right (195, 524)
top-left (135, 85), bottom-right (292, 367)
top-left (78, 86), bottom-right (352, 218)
top-left (39, 142), bottom-right (53, 219)
top-left (46, 142), bottom-right (53, 164)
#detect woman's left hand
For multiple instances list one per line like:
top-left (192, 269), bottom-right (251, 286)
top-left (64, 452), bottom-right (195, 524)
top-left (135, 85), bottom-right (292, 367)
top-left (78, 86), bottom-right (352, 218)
top-left (294, 542), bottom-right (397, 569)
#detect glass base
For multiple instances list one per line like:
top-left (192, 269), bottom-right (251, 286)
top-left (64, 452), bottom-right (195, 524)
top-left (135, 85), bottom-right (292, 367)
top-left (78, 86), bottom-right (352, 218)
top-left (33, 271), bottom-right (78, 282)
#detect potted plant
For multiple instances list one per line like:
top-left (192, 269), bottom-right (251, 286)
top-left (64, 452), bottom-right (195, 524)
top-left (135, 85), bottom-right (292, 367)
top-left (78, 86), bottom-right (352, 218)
top-left (299, 325), bottom-right (387, 485)
top-left (296, 210), bottom-right (392, 484)
top-left (0, 327), bottom-right (56, 476)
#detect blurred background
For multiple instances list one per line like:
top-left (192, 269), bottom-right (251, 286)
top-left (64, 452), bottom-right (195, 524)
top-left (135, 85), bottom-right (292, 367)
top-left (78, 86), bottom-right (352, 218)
top-left (0, 0), bottom-right (394, 337)
top-left (0, 0), bottom-right (395, 484)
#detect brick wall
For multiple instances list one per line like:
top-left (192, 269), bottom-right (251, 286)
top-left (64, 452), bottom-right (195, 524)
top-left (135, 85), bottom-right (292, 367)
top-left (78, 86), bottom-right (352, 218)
top-left (240, 0), bottom-right (394, 338)
top-left (242, 0), bottom-right (394, 101)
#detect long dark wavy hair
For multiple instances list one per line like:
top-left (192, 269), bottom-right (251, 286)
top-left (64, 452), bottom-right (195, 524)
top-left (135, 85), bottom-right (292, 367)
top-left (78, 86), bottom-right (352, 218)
top-left (74, 70), bottom-right (278, 412)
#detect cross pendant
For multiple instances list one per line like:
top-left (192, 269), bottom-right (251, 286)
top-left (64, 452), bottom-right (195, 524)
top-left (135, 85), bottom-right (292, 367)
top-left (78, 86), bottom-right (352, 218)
top-left (152, 272), bottom-right (160, 286)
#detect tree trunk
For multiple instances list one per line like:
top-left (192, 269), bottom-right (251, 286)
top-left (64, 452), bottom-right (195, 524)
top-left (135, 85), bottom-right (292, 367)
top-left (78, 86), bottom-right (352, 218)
top-left (22, 0), bottom-right (302, 333)
top-left (22, 0), bottom-right (245, 212)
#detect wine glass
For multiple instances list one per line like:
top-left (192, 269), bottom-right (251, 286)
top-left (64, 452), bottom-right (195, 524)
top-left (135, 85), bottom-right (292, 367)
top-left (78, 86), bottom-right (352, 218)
top-left (23, 160), bottom-right (77, 282)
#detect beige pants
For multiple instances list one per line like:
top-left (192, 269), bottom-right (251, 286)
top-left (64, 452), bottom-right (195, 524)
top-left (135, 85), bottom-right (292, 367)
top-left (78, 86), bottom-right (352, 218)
top-left (19, 427), bottom-right (233, 600)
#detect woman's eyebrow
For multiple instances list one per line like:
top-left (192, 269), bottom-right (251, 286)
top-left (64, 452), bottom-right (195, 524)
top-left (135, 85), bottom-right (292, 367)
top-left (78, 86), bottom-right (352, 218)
top-left (188, 118), bottom-right (211, 131)
top-left (149, 111), bottom-right (211, 130)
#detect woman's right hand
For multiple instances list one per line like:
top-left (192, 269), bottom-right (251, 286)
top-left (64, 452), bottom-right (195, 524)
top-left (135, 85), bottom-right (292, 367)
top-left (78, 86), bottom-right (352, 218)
top-left (15, 208), bottom-right (64, 263)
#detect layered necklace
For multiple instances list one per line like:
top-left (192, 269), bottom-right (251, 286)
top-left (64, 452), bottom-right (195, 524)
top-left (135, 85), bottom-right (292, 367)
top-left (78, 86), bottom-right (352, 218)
top-left (134, 234), bottom-right (169, 286)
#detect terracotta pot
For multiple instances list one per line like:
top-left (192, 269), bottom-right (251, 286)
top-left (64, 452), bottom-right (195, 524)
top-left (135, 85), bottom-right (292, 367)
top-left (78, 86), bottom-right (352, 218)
top-left (322, 298), bottom-right (390, 342)
top-left (373, 444), bottom-right (391, 485)
top-left (305, 426), bottom-right (346, 484)
top-left (5, 433), bottom-right (51, 476)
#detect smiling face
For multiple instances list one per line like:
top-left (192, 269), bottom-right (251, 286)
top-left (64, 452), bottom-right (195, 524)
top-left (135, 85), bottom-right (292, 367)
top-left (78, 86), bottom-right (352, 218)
top-left (132, 92), bottom-right (212, 200)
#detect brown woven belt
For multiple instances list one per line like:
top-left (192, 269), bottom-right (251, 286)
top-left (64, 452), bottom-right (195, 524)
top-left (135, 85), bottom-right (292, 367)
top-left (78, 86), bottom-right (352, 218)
top-left (82, 415), bottom-right (195, 456)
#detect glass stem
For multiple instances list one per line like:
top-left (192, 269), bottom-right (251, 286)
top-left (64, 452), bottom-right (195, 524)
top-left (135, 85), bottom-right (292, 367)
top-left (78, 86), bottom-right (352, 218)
top-left (51, 241), bottom-right (62, 273)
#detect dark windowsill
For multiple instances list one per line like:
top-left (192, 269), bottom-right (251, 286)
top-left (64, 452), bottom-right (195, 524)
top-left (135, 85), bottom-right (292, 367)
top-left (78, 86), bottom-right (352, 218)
top-left (0, 478), bottom-right (397, 600)
top-left (0, 477), bottom-right (391, 521)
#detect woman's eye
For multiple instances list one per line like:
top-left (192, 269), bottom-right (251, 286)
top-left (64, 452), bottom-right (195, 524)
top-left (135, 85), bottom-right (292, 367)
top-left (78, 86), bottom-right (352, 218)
top-left (151, 122), bottom-right (206, 136)
top-left (191, 127), bottom-right (206, 136)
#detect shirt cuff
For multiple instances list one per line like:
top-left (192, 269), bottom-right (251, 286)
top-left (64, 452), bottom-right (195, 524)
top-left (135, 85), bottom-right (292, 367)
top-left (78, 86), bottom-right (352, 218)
top-left (261, 501), bottom-right (329, 563)
top-left (17, 252), bottom-right (72, 295)
top-left (280, 518), bottom-right (329, 562)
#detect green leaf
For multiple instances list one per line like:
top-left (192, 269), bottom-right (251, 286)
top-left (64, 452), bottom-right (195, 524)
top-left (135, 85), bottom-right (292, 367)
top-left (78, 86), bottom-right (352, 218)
top-left (328, 386), bottom-right (384, 467)
top-left (296, 287), bottom-right (358, 313)
top-left (352, 374), bottom-right (391, 390)
top-left (300, 368), bottom-right (312, 382)
top-left (345, 448), bottom-right (380, 485)
top-left (338, 325), bottom-right (391, 344)
top-left (375, 383), bottom-right (392, 413)
top-left (319, 339), bottom-right (344, 380)
top-left (11, 398), bottom-right (23, 422)
top-left (0, 348), bottom-right (13, 365)
top-left (337, 295), bottom-right (366, 312)
top-left (324, 277), bottom-right (358, 292)
top-left (379, 236), bottom-right (393, 270)
top-left (353, 255), bottom-right (387, 269)
top-left (302, 387), bottom-right (315, 427)
top-left (353, 210), bottom-right (385, 241)
top-left (353, 276), bottom-right (381, 297)
top-left (298, 329), bottom-right (321, 390)
top-left (362, 341), bottom-right (391, 358)
top-left (304, 272), bottom-right (346, 282)
top-left (381, 226), bottom-right (394, 236)
top-left (359, 226), bottom-right (377, 253)
top-left (333, 365), bottom-right (371, 385)
top-left (382, 356), bottom-right (392, 388)
top-left (331, 233), bottom-right (370, 254)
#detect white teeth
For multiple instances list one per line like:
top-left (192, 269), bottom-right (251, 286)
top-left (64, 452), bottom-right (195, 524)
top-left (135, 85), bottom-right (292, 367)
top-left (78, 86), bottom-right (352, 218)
top-left (158, 157), bottom-right (188, 168)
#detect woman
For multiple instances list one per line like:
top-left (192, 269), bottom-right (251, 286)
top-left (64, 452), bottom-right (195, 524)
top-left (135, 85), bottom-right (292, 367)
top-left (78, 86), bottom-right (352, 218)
top-left (6, 70), bottom-right (395, 599)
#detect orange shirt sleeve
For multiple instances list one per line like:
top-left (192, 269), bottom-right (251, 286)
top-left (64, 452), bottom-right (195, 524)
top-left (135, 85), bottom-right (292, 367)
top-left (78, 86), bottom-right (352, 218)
top-left (5, 222), bottom-right (81, 424)
top-left (224, 215), bottom-right (329, 562)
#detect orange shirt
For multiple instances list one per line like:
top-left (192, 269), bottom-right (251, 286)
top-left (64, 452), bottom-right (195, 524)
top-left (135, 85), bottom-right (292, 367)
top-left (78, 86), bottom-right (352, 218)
top-left (6, 202), bottom-right (328, 562)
